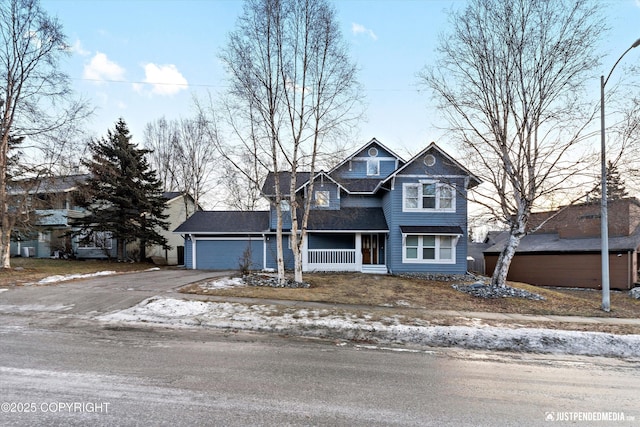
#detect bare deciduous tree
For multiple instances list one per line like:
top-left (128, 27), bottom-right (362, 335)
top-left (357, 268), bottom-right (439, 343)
top-left (0, 0), bottom-right (91, 268)
top-left (218, 0), bottom-right (362, 283)
top-left (143, 115), bottom-right (219, 213)
top-left (420, 0), bottom-right (606, 287)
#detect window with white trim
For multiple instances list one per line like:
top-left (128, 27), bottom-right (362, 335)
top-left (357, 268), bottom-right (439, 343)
top-left (315, 190), bottom-right (330, 207)
top-left (403, 182), bottom-right (455, 211)
top-left (367, 159), bottom-right (380, 176)
top-left (403, 234), bottom-right (456, 263)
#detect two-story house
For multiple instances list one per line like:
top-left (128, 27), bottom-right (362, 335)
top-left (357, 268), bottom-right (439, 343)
top-left (175, 139), bottom-right (480, 274)
top-left (9, 175), bottom-right (198, 264)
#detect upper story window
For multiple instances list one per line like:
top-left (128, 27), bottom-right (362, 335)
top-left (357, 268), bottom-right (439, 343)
top-left (367, 159), bottom-right (380, 176)
top-left (279, 200), bottom-right (290, 211)
top-left (315, 190), bottom-right (330, 207)
top-left (403, 181), bottom-right (455, 212)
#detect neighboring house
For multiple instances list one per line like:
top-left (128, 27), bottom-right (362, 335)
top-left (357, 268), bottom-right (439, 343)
top-left (175, 139), bottom-right (481, 274)
top-left (9, 176), bottom-right (196, 264)
top-left (484, 198), bottom-right (640, 290)
top-left (144, 192), bottom-right (201, 265)
top-left (8, 174), bottom-right (92, 258)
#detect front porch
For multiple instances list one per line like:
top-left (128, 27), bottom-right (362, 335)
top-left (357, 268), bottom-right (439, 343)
top-left (302, 232), bottom-right (387, 274)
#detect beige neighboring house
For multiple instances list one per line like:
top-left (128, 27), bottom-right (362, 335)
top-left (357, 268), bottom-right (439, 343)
top-left (146, 192), bottom-right (201, 265)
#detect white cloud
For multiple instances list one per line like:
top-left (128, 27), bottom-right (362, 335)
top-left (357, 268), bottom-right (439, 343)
top-left (70, 39), bottom-right (90, 56)
top-left (83, 52), bottom-right (125, 82)
top-left (137, 63), bottom-right (188, 96)
top-left (352, 22), bottom-right (377, 40)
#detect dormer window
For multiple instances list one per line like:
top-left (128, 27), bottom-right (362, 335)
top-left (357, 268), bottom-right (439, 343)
top-left (367, 159), bottom-right (380, 176)
top-left (315, 190), bottom-right (330, 207)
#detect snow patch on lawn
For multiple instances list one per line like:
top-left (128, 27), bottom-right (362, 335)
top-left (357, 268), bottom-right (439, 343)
top-left (35, 270), bottom-right (117, 284)
top-left (200, 277), bottom-right (246, 290)
top-left (98, 297), bottom-right (640, 358)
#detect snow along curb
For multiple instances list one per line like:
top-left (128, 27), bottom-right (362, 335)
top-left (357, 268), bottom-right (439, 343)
top-left (97, 297), bottom-right (640, 359)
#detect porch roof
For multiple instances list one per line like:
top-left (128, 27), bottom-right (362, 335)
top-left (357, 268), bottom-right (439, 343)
top-left (304, 207), bottom-right (388, 232)
top-left (400, 225), bottom-right (464, 235)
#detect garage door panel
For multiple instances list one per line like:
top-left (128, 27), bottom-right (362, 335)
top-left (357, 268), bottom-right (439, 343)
top-left (195, 239), bottom-right (262, 270)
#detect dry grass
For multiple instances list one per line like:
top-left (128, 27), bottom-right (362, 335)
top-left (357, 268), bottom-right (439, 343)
top-left (181, 272), bottom-right (640, 319)
top-left (0, 257), bottom-right (154, 287)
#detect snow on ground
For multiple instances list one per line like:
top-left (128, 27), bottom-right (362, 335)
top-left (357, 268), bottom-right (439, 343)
top-left (34, 270), bottom-right (117, 285)
top-left (98, 296), bottom-right (640, 359)
top-left (199, 277), bottom-right (246, 291)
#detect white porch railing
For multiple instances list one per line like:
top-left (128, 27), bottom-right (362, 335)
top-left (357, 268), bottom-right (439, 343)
top-left (306, 249), bottom-right (357, 271)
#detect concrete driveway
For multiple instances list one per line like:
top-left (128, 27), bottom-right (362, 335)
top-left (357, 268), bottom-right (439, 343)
top-left (0, 268), bottom-right (227, 316)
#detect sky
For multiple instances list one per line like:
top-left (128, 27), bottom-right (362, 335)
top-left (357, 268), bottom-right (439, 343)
top-left (40, 0), bottom-right (640, 160)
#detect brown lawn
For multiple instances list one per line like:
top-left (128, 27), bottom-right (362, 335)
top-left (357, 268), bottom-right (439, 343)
top-left (0, 257), bottom-right (153, 287)
top-left (2, 260), bottom-right (639, 335)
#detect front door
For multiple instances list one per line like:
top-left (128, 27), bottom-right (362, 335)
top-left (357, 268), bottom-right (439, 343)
top-left (361, 234), bottom-right (378, 265)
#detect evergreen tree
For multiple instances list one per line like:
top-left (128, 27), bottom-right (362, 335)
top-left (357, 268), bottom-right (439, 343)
top-left (590, 161), bottom-right (629, 202)
top-left (74, 119), bottom-right (170, 261)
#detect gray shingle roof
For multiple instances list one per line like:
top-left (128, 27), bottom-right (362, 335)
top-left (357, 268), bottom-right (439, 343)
top-left (305, 208), bottom-right (388, 231)
top-left (261, 172), bottom-right (311, 196)
top-left (484, 230), bottom-right (640, 253)
top-left (174, 211), bottom-right (269, 233)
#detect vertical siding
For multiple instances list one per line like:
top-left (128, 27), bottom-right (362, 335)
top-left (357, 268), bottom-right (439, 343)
top-left (485, 253), bottom-right (633, 290)
top-left (185, 236), bottom-right (193, 268)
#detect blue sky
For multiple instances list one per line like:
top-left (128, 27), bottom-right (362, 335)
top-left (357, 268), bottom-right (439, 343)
top-left (42, 0), bottom-right (640, 158)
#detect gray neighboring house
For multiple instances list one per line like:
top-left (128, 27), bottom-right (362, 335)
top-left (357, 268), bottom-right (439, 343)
top-left (9, 176), bottom-right (198, 264)
top-left (175, 138), bottom-right (481, 273)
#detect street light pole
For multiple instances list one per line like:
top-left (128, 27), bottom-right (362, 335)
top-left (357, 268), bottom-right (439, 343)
top-left (600, 38), bottom-right (640, 312)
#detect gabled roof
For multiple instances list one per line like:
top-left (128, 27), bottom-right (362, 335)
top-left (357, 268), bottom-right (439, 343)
top-left (174, 210), bottom-right (269, 234)
top-left (327, 137), bottom-right (405, 176)
top-left (296, 171), bottom-right (351, 194)
top-left (381, 142), bottom-right (482, 189)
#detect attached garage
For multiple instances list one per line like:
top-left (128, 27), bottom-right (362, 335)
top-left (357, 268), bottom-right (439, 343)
top-left (193, 238), bottom-right (264, 270)
top-left (174, 211), bottom-right (271, 271)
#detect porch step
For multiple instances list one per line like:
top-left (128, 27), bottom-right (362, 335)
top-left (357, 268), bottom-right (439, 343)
top-left (361, 265), bottom-right (388, 274)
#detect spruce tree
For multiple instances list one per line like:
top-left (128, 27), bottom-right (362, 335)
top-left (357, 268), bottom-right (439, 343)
top-left (591, 161), bottom-right (629, 202)
top-left (74, 119), bottom-right (170, 261)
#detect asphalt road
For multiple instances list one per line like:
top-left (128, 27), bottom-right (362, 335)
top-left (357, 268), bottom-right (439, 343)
top-left (1, 269), bottom-right (639, 426)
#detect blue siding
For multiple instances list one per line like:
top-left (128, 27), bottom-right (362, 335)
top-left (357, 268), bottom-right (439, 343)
top-left (265, 234), bottom-right (295, 270)
top-left (270, 205), bottom-right (293, 230)
top-left (332, 158), bottom-right (397, 180)
top-left (195, 238), bottom-right (263, 270)
top-left (340, 194), bottom-right (383, 208)
top-left (385, 174), bottom-right (469, 274)
top-left (311, 183), bottom-right (340, 210)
